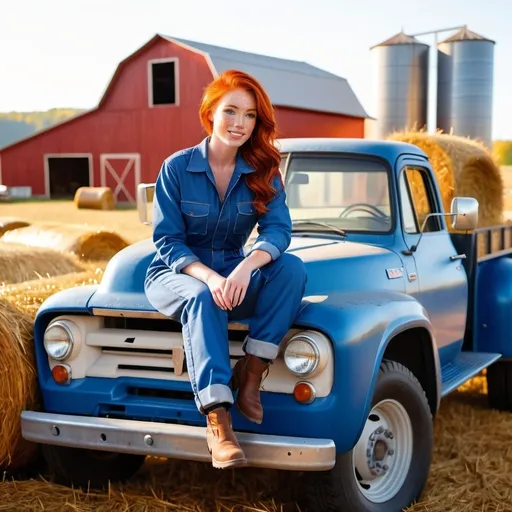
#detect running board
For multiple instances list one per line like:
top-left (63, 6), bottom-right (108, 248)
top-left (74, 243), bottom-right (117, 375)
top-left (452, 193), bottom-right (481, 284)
top-left (441, 352), bottom-right (502, 396)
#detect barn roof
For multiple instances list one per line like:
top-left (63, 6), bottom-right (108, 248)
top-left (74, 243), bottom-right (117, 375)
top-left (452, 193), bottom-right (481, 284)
top-left (0, 34), bottom-right (368, 152)
top-left (163, 36), bottom-right (369, 119)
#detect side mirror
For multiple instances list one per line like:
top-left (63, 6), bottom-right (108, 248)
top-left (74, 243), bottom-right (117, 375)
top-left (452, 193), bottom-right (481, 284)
top-left (403, 196), bottom-right (479, 255)
top-left (451, 197), bottom-right (478, 231)
top-left (137, 183), bottom-right (155, 225)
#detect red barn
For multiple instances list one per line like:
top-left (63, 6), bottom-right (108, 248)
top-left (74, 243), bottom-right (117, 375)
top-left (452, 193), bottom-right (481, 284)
top-left (0, 35), bottom-right (369, 202)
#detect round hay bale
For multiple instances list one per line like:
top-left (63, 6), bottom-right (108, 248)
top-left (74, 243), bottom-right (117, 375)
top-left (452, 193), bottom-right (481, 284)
top-left (0, 217), bottom-right (30, 236)
top-left (0, 242), bottom-right (85, 284)
top-left (1, 224), bottom-right (129, 261)
top-left (74, 187), bottom-right (116, 210)
top-left (388, 131), bottom-right (504, 228)
top-left (1, 268), bottom-right (104, 316)
top-left (0, 298), bottom-right (39, 470)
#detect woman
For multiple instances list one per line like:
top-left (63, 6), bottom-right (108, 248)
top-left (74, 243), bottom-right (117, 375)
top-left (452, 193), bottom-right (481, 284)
top-left (144, 69), bottom-right (307, 469)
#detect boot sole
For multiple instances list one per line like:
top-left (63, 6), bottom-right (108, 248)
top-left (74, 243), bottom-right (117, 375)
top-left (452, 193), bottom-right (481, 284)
top-left (207, 444), bottom-right (248, 469)
top-left (212, 455), bottom-right (248, 469)
top-left (236, 403), bottom-right (263, 425)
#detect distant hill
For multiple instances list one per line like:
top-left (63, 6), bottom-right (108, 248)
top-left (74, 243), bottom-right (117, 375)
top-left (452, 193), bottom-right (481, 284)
top-left (0, 109), bottom-right (85, 149)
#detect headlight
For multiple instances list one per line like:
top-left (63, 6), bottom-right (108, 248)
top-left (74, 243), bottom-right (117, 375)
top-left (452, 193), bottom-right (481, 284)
top-left (284, 334), bottom-right (320, 377)
top-left (44, 321), bottom-right (74, 360)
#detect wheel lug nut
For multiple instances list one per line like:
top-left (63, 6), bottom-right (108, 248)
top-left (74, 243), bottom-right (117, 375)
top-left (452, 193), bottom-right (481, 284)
top-left (376, 462), bottom-right (381, 469)
top-left (376, 427), bottom-right (384, 434)
top-left (369, 433), bottom-right (375, 441)
top-left (383, 464), bottom-right (389, 471)
top-left (388, 449), bottom-right (394, 456)
top-left (367, 449), bottom-right (371, 458)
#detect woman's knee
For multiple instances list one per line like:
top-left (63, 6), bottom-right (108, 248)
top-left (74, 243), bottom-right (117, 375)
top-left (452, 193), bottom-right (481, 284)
top-left (276, 253), bottom-right (307, 282)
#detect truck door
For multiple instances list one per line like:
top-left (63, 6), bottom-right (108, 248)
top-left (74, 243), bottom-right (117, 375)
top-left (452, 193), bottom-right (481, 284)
top-left (397, 158), bottom-right (468, 362)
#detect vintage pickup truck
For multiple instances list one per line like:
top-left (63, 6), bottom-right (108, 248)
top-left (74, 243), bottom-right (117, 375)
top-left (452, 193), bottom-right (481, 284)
top-left (20, 138), bottom-right (512, 511)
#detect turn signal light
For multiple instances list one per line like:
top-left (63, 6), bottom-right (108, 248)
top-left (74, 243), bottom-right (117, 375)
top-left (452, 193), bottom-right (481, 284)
top-left (52, 364), bottom-right (71, 385)
top-left (293, 382), bottom-right (316, 404)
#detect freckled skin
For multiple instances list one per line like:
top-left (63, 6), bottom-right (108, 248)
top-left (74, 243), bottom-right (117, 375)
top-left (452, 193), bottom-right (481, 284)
top-left (209, 89), bottom-right (258, 148)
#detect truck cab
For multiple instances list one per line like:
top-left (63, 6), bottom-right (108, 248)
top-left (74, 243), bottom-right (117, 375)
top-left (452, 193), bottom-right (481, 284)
top-left (21, 138), bottom-right (511, 512)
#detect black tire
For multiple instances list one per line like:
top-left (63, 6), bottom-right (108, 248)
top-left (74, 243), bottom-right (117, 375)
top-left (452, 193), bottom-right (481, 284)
top-left (41, 444), bottom-right (146, 489)
top-left (300, 360), bottom-right (433, 512)
top-left (487, 361), bottom-right (512, 411)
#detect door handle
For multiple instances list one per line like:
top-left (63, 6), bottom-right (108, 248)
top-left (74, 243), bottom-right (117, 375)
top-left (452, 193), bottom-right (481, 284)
top-left (450, 254), bottom-right (466, 261)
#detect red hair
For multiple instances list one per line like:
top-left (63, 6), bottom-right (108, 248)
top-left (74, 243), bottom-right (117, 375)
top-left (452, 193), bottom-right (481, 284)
top-left (199, 70), bottom-right (282, 214)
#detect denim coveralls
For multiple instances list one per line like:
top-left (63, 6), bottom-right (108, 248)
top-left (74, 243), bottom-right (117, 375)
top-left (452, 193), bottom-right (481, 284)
top-left (144, 138), bottom-right (307, 413)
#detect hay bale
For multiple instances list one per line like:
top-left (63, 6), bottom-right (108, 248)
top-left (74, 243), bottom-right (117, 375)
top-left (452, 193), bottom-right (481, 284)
top-left (1, 224), bottom-right (129, 261)
top-left (74, 187), bottom-right (116, 210)
top-left (0, 217), bottom-right (30, 236)
top-left (0, 269), bottom-right (104, 471)
top-left (0, 242), bottom-right (84, 285)
top-left (0, 299), bottom-right (39, 470)
top-left (0, 268), bottom-right (104, 316)
top-left (389, 131), bottom-right (504, 228)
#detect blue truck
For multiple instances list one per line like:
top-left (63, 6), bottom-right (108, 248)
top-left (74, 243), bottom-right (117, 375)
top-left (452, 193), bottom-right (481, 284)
top-left (20, 138), bottom-right (512, 511)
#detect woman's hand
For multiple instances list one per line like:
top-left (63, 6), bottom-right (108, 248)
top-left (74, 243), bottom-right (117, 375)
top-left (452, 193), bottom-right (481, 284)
top-left (223, 262), bottom-right (253, 309)
top-left (206, 273), bottom-right (229, 310)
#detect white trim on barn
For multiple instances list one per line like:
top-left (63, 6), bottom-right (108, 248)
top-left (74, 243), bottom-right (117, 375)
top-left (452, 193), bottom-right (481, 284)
top-left (164, 37), bottom-right (218, 78)
top-left (100, 153), bottom-right (141, 203)
top-left (43, 153), bottom-right (94, 198)
top-left (147, 57), bottom-right (180, 108)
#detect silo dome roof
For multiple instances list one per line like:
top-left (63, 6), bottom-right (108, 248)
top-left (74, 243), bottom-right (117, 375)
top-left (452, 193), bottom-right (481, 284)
top-left (440, 27), bottom-right (495, 44)
top-left (371, 32), bottom-right (429, 49)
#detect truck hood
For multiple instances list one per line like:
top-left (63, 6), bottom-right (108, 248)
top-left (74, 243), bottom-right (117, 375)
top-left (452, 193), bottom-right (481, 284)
top-left (88, 236), bottom-right (406, 311)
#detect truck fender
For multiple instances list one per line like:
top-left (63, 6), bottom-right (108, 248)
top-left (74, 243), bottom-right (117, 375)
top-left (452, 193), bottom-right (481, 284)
top-left (33, 284), bottom-right (99, 382)
top-left (295, 290), bottom-right (440, 452)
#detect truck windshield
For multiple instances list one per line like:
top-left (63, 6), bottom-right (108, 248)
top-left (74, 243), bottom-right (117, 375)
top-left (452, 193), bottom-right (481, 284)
top-left (284, 155), bottom-right (392, 233)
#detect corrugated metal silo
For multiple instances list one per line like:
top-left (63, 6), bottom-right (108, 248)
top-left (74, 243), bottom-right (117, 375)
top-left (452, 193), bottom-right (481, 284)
top-left (437, 27), bottom-right (495, 148)
top-left (371, 32), bottom-right (429, 139)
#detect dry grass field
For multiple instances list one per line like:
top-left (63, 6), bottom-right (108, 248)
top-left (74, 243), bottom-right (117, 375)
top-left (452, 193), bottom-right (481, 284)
top-left (2, 200), bottom-right (512, 511)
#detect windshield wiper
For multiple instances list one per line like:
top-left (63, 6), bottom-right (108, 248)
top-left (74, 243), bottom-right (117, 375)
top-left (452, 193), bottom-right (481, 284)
top-left (291, 220), bottom-right (347, 238)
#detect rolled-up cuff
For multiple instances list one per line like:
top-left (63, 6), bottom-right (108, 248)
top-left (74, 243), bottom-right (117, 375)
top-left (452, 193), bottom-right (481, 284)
top-left (248, 240), bottom-right (280, 261)
top-left (197, 383), bottom-right (234, 413)
top-left (173, 254), bottom-right (201, 273)
top-left (243, 335), bottom-right (279, 360)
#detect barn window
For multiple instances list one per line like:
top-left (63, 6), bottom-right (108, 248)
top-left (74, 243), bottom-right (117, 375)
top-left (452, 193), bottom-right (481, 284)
top-left (149, 58), bottom-right (179, 106)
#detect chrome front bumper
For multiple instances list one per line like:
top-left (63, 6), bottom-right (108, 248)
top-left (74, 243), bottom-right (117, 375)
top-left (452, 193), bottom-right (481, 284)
top-left (21, 411), bottom-right (336, 471)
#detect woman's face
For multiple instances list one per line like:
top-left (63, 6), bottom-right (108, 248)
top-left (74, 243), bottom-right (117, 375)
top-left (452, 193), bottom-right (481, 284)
top-left (210, 88), bottom-right (257, 148)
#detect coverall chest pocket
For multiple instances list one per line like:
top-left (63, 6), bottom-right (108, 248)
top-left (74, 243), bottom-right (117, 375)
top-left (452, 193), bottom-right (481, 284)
top-left (181, 201), bottom-right (210, 235)
top-left (233, 201), bottom-right (257, 235)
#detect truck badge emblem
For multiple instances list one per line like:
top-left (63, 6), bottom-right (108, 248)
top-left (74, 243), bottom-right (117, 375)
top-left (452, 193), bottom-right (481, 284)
top-left (386, 268), bottom-right (404, 279)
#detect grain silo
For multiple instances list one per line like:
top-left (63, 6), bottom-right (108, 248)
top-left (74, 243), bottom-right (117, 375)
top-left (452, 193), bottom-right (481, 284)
top-left (437, 27), bottom-right (495, 148)
top-left (371, 32), bottom-right (429, 139)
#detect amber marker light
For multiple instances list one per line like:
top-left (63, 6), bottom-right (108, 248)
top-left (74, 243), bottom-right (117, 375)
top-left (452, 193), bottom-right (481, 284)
top-left (293, 382), bottom-right (316, 404)
top-left (52, 364), bottom-right (71, 385)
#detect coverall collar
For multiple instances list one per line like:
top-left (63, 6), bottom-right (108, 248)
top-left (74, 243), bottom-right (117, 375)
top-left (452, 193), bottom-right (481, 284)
top-left (187, 137), bottom-right (255, 174)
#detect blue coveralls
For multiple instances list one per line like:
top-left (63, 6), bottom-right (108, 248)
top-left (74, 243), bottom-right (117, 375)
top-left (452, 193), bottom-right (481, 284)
top-left (144, 138), bottom-right (307, 413)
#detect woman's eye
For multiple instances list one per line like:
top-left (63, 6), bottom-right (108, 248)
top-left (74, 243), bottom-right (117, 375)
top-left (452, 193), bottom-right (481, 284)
top-left (247, 113), bottom-right (256, 119)
top-left (224, 109), bottom-right (235, 115)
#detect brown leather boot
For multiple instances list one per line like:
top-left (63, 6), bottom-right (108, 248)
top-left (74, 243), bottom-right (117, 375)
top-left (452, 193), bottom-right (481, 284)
top-left (206, 407), bottom-right (247, 469)
top-left (232, 354), bottom-right (270, 424)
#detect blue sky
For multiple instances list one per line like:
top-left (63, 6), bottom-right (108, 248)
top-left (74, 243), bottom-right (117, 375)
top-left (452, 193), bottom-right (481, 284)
top-left (1, 0), bottom-right (510, 139)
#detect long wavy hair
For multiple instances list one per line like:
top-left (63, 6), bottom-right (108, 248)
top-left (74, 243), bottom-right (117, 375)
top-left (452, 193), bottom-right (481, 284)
top-left (199, 70), bottom-right (282, 214)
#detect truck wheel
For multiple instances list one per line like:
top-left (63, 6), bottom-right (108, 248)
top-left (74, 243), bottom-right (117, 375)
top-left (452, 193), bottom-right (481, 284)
top-left (487, 361), bottom-right (512, 411)
top-left (41, 444), bottom-right (146, 489)
top-left (301, 360), bottom-right (433, 512)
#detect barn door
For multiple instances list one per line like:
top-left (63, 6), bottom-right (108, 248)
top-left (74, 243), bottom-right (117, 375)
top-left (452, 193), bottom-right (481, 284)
top-left (100, 153), bottom-right (141, 203)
